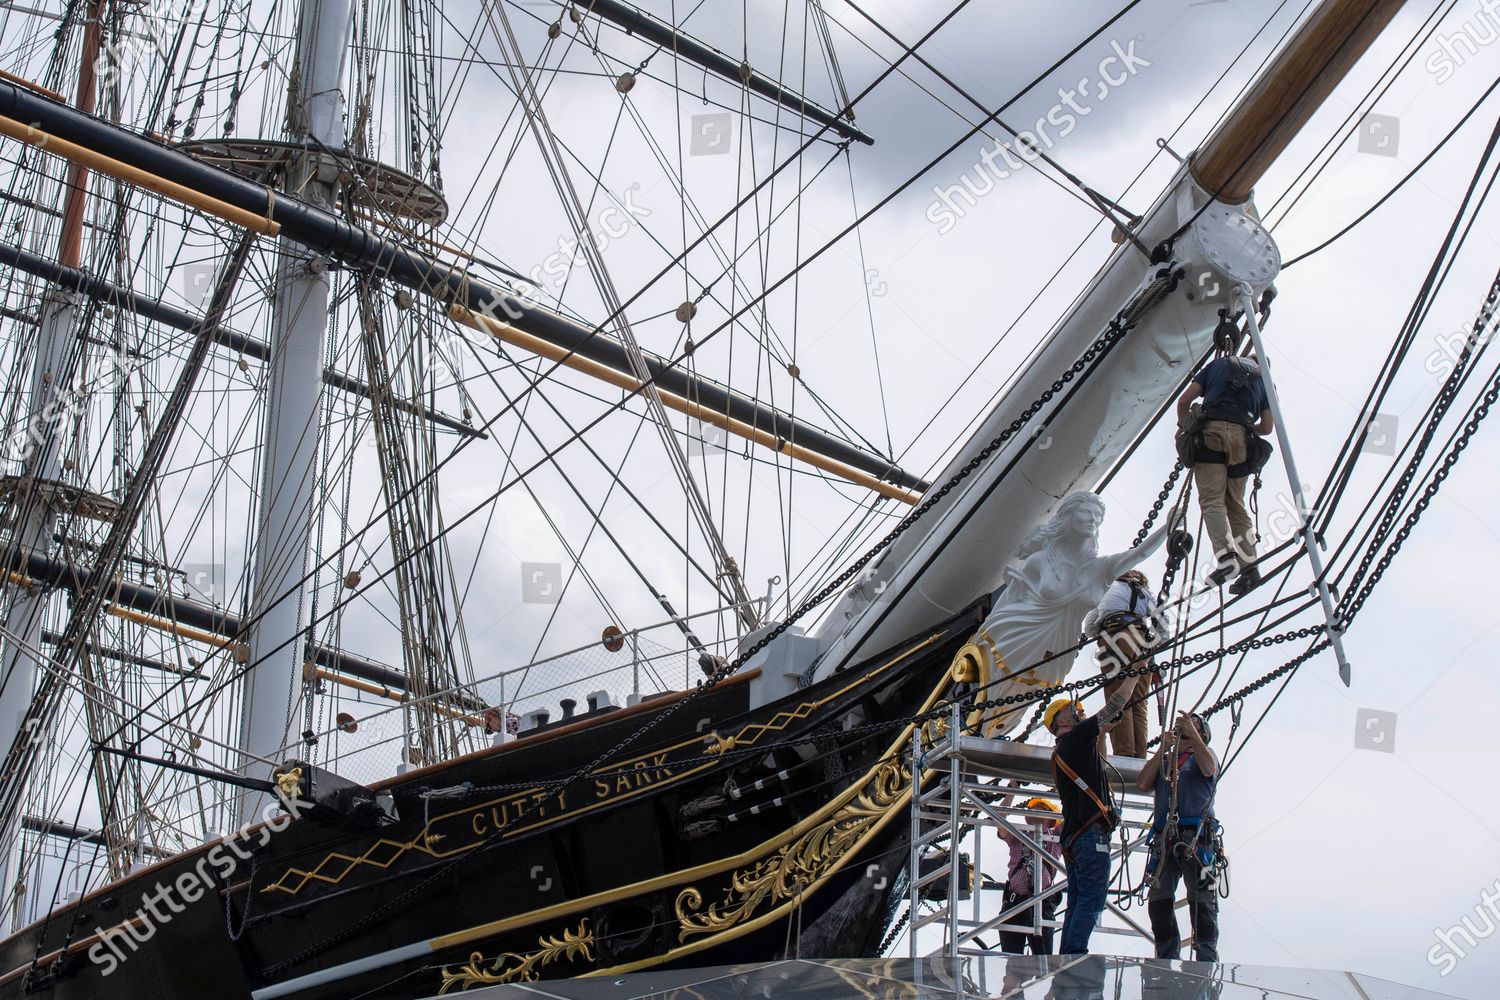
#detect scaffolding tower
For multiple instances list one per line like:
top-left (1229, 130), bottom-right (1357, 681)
top-left (907, 701), bottom-right (1158, 964)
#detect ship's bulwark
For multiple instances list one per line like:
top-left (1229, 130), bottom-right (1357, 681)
top-left (0, 606), bottom-right (985, 998)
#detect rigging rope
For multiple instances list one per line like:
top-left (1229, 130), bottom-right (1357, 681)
top-left (108, 0), bottom-right (1156, 780)
top-left (262, 296), bottom-right (1144, 974)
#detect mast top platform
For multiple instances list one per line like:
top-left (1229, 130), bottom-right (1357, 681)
top-left (0, 476), bottom-right (120, 524)
top-left (177, 139), bottom-right (448, 226)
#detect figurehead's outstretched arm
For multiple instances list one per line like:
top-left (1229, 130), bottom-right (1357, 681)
top-left (1101, 521), bottom-right (1170, 581)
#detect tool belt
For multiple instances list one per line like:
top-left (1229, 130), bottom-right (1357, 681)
top-left (1176, 416), bottom-right (1273, 478)
top-left (1145, 815), bottom-right (1221, 873)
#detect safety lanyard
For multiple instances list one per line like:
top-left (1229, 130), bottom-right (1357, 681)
top-left (1052, 751), bottom-right (1113, 850)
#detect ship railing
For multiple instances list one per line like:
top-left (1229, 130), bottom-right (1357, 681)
top-left (171, 603), bottom-right (742, 806)
top-left (99, 602), bottom-right (749, 866)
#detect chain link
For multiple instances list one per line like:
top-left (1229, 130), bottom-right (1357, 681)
top-left (1337, 271), bottom-right (1500, 624)
top-left (1133, 462), bottom-right (1184, 548)
top-left (1195, 639), bottom-right (1330, 720)
top-left (1341, 365), bottom-right (1500, 627)
top-left (878, 906), bottom-right (911, 955)
top-left (264, 305), bottom-right (1143, 976)
top-left (718, 316), bottom-right (1138, 683)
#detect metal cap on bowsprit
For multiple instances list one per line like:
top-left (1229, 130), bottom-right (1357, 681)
top-left (1191, 204), bottom-right (1282, 291)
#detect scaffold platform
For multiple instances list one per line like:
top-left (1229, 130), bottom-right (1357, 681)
top-left (907, 703), bottom-right (1158, 964)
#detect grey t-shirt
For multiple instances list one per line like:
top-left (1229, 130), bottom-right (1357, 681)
top-left (1152, 750), bottom-right (1217, 830)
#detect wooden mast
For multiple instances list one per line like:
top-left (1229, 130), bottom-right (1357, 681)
top-left (1191, 0), bottom-right (1409, 202)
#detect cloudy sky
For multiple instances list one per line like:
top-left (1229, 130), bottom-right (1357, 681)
top-left (423, 1), bottom-right (1500, 995)
top-left (8, 0), bottom-right (1497, 992)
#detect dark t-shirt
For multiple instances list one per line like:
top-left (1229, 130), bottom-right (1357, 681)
top-left (1053, 716), bottom-right (1112, 843)
top-left (1193, 357), bottom-right (1268, 426)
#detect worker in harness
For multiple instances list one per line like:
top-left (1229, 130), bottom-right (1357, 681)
top-left (1082, 570), bottom-right (1161, 758)
top-left (995, 791), bottom-right (1062, 956)
top-left (1044, 673), bottom-right (1139, 954)
top-left (1136, 710), bottom-right (1221, 962)
top-left (1175, 353), bottom-right (1273, 595)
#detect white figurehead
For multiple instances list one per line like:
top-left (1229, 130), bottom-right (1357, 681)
top-left (971, 491), bottom-right (1169, 724)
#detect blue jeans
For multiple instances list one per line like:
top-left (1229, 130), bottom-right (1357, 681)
top-left (1060, 824), bottom-right (1112, 954)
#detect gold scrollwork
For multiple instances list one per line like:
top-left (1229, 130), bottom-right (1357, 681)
top-left (674, 752), bottom-right (910, 941)
top-left (263, 633), bottom-right (948, 899)
top-left (703, 732), bottom-right (736, 756)
top-left (949, 642), bottom-right (984, 683)
top-left (438, 918), bottom-right (594, 993)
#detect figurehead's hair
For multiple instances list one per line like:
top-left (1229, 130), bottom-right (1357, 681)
top-left (1017, 491), bottom-right (1105, 559)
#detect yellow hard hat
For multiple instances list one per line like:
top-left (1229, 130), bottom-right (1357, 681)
top-left (1024, 797), bottom-right (1061, 826)
top-left (1043, 698), bottom-right (1083, 732)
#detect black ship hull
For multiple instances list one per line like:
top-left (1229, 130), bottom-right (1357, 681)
top-left (0, 606), bottom-right (983, 998)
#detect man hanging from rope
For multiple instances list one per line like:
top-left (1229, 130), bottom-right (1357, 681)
top-left (1175, 351), bottom-right (1273, 595)
top-left (1136, 710), bottom-right (1221, 963)
top-left (1043, 671), bottom-right (1139, 955)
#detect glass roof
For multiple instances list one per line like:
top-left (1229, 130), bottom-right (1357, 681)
top-left (429, 954), bottom-right (1462, 999)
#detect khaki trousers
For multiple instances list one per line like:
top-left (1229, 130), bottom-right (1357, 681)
top-left (1098, 624), bottom-right (1151, 758)
top-left (1103, 674), bottom-right (1148, 758)
top-left (1193, 420), bottom-right (1256, 570)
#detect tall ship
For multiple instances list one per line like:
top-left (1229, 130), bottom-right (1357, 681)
top-left (0, 0), bottom-right (1484, 995)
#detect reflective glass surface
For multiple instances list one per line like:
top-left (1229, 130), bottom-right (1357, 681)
top-left (430, 954), bottom-right (1462, 999)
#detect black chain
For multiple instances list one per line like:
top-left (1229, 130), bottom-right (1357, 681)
top-left (879, 906), bottom-right (911, 955)
top-left (968, 658), bottom-right (1153, 719)
top-left (1133, 462), bottom-right (1184, 548)
top-left (726, 315), bottom-right (1135, 680)
top-left (1142, 625), bottom-right (1325, 748)
top-left (1340, 363), bottom-right (1500, 627)
top-left (263, 312), bottom-right (1140, 977)
top-left (1020, 697), bottom-right (1051, 737)
top-left (1337, 272), bottom-right (1500, 623)
top-left (1195, 639), bottom-right (1330, 720)
top-left (1154, 624), bottom-right (1323, 675)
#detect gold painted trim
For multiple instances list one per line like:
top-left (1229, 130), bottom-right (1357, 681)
top-left (582, 710), bottom-right (948, 977)
top-left (438, 918), bottom-right (593, 992)
top-left (265, 632), bottom-right (946, 898)
top-left (673, 744), bottom-right (911, 941)
top-left (429, 665), bottom-right (956, 961)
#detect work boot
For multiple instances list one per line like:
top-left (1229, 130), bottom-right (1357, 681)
top-left (1207, 562), bottom-right (1234, 586)
top-left (1228, 565), bottom-right (1261, 596)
